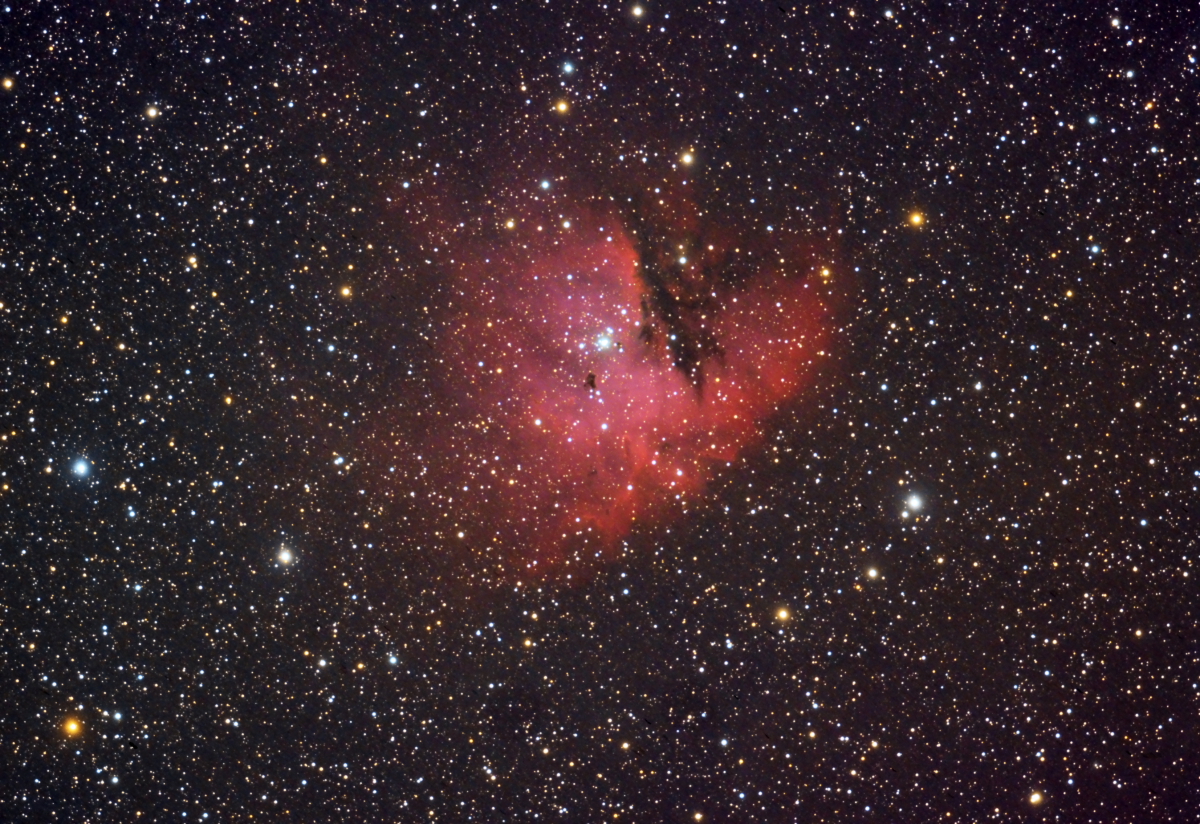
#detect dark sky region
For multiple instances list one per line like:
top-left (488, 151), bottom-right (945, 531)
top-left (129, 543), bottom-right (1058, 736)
top-left (3, 1), bottom-right (1198, 821)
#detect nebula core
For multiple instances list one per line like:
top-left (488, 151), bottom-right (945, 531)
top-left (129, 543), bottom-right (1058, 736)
top-left (385, 188), bottom-right (834, 574)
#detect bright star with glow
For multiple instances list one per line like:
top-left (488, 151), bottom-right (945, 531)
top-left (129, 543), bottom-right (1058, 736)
top-left (73, 459), bottom-right (90, 477)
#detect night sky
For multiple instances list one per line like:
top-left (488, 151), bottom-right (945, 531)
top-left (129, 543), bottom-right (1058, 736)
top-left (3, 1), bottom-right (1198, 820)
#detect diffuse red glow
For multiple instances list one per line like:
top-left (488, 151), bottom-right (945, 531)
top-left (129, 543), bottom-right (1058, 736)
top-left (408, 200), bottom-right (833, 574)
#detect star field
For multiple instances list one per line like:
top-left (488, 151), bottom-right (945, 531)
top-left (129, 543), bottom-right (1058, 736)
top-left (2, 1), bottom-right (1197, 821)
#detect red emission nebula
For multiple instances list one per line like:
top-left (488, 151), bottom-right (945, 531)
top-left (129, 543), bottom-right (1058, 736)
top-left (379, 186), bottom-right (836, 576)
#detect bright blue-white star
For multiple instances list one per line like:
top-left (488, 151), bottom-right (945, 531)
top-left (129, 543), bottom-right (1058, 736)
top-left (73, 459), bottom-right (90, 477)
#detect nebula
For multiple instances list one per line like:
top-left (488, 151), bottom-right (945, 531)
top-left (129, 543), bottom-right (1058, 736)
top-left (377, 182), bottom-right (834, 576)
